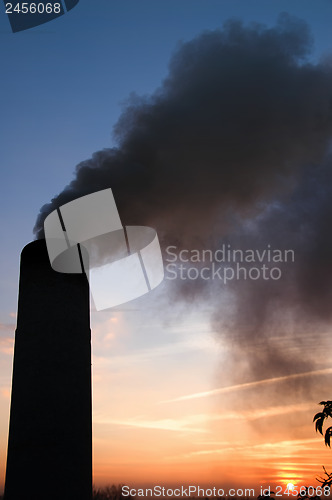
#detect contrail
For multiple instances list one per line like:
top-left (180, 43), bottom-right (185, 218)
top-left (161, 368), bottom-right (332, 403)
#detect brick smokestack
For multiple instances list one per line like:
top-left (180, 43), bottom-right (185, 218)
top-left (4, 240), bottom-right (92, 500)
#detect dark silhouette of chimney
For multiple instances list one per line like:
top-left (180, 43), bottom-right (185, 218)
top-left (4, 239), bottom-right (92, 500)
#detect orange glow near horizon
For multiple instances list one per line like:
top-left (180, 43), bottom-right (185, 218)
top-left (88, 309), bottom-right (332, 492)
top-left (1, 309), bottom-right (332, 494)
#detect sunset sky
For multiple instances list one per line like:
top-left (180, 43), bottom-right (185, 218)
top-left (2, 0), bottom-right (332, 495)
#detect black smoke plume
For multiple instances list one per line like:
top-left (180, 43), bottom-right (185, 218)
top-left (34, 14), bottom-right (332, 390)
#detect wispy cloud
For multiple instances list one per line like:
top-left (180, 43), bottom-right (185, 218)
top-left (162, 368), bottom-right (332, 403)
top-left (94, 402), bottom-right (312, 437)
top-left (0, 387), bottom-right (10, 400)
top-left (0, 330), bottom-right (14, 355)
top-left (0, 323), bottom-right (15, 335)
top-left (94, 413), bottom-right (210, 433)
top-left (165, 437), bottom-right (321, 462)
top-left (93, 337), bottom-right (217, 367)
top-left (212, 403), bottom-right (313, 422)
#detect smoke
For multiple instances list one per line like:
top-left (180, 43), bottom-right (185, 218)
top-left (35, 15), bottom-right (332, 390)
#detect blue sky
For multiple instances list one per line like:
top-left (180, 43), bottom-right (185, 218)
top-left (2, 0), bottom-right (332, 320)
top-left (2, 0), bottom-right (332, 490)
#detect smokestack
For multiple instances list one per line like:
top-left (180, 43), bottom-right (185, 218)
top-left (4, 240), bottom-right (92, 500)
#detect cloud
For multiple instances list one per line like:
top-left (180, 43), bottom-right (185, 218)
top-left (34, 14), bottom-right (331, 244)
top-left (0, 324), bottom-right (15, 355)
top-left (0, 323), bottom-right (15, 335)
top-left (0, 388), bottom-right (11, 400)
top-left (94, 414), bottom-right (210, 434)
top-left (162, 369), bottom-right (332, 403)
top-left (166, 437), bottom-right (320, 462)
top-left (33, 14), bottom-right (332, 394)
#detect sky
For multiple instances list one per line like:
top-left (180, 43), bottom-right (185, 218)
top-left (2, 0), bottom-right (332, 494)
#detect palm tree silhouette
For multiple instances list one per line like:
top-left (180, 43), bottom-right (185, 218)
top-left (313, 401), bottom-right (332, 447)
top-left (313, 401), bottom-right (332, 490)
